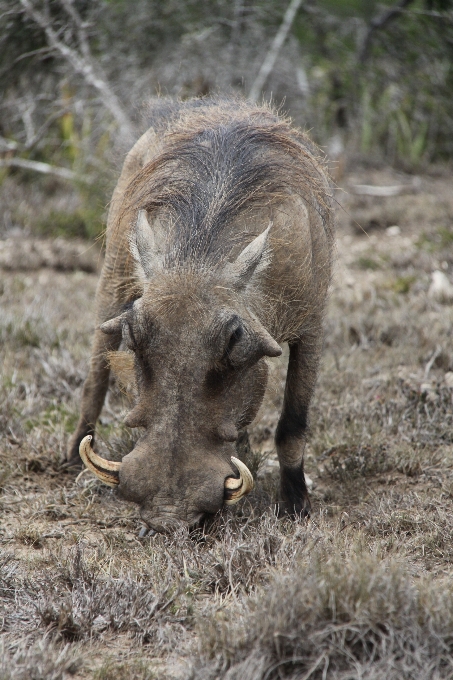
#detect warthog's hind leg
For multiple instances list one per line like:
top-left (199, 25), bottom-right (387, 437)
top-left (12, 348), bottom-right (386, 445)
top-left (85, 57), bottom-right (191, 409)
top-left (275, 323), bottom-right (323, 517)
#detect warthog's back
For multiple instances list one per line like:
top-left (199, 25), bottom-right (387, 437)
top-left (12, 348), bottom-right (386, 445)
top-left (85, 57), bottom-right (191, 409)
top-left (103, 97), bottom-right (334, 343)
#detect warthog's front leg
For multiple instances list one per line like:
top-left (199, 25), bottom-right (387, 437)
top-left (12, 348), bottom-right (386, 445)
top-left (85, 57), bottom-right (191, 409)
top-left (275, 322), bottom-right (323, 516)
top-left (66, 324), bottom-right (122, 465)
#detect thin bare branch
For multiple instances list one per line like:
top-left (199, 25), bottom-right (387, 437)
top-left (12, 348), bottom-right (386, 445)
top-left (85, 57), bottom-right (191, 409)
top-left (359, 0), bottom-right (415, 62)
top-left (19, 0), bottom-right (134, 143)
top-left (13, 46), bottom-right (54, 64)
top-left (60, 0), bottom-right (92, 60)
top-left (248, 0), bottom-right (304, 103)
top-left (0, 157), bottom-right (90, 182)
top-left (24, 107), bottom-right (71, 151)
top-left (351, 181), bottom-right (420, 197)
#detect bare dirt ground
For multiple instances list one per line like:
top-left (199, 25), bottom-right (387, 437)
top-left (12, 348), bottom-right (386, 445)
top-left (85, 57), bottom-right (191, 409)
top-left (1, 166), bottom-right (453, 679)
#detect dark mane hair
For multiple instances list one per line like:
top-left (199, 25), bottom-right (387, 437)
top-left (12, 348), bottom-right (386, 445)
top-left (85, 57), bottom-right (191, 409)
top-left (125, 97), bottom-right (333, 268)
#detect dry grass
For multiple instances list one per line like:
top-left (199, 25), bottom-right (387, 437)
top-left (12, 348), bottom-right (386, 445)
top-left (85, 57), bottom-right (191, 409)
top-left (197, 533), bottom-right (453, 679)
top-left (1, 167), bottom-right (453, 678)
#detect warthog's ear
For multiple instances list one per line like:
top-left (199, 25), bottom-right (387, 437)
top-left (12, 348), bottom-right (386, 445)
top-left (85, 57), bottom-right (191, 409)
top-left (217, 313), bottom-right (282, 368)
top-left (129, 209), bottom-right (158, 280)
top-left (226, 223), bottom-right (272, 290)
top-left (255, 324), bottom-right (283, 358)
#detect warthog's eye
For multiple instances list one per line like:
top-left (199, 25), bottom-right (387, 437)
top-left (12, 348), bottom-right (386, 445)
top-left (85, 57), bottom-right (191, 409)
top-left (204, 328), bottom-right (237, 395)
top-left (124, 321), bottom-right (138, 351)
top-left (224, 324), bottom-right (243, 362)
top-left (205, 321), bottom-right (251, 394)
top-left (135, 352), bottom-right (153, 381)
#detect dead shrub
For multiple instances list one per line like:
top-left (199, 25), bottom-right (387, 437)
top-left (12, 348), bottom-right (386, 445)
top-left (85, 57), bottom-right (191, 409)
top-left (196, 540), bottom-right (453, 679)
top-left (321, 444), bottom-right (390, 481)
top-left (30, 544), bottom-right (182, 645)
top-left (0, 637), bottom-right (81, 680)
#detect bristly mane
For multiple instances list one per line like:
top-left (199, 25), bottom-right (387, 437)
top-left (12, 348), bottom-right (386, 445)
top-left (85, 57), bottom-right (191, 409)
top-left (124, 97), bottom-right (333, 268)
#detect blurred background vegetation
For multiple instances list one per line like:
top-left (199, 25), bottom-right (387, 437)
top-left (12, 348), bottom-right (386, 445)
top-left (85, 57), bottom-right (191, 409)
top-left (1, 0), bottom-right (452, 240)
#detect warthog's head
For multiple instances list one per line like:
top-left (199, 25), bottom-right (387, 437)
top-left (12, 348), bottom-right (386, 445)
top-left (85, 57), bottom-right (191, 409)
top-left (80, 211), bottom-right (282, 531)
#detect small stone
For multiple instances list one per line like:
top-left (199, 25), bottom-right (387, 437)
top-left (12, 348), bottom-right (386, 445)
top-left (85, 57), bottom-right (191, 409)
top-left (420, 382), bottom-right (432, 393)
top-left (92, 615), bottom-right (108, 631)
top-left (386, 225), bottom-right (401, 236)
top-left (428, 270), bottom-right (453, 303)
top-left (420, 383), bottom-right (438, 402)
top-left (445, 372), bottom-right (453, 389)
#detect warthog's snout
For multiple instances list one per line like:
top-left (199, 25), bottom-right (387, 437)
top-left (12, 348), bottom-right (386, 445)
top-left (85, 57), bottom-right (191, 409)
top-left (79, 436), bottom-right (254, 531)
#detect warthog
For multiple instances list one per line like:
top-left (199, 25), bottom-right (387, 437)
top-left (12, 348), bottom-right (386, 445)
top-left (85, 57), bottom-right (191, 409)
top-left (67, 97), bottom-right (334, 532)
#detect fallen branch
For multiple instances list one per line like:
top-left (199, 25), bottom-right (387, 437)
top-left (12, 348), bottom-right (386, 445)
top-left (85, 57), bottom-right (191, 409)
top-left (351, 182), bottom-right (420, 197)
top-left (248, 0), bottom-right (304, 103)
top-left (0, 157), bottom-right (89, 182)
top-left (0, 236), bottom-right (101, 272)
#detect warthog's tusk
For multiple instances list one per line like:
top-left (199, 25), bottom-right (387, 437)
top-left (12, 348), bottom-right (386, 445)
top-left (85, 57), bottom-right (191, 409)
top-left (79, 435), bottom-right (121, 488)
top-left (224, 456), bottom-right (254, 505)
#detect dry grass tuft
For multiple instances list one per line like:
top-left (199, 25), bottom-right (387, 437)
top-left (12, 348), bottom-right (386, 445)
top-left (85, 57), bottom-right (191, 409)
top-left (31, 544), bottom-right (181, 645)
top-left (0, 637), bottom-right (82, 680)
top-left (196, 537), bottom-right (453, 679)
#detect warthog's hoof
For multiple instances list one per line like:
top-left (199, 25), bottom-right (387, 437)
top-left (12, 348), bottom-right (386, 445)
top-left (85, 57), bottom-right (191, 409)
top-left (138, 526), bottom-right (157, 538)
top-left (279, 463), bottom-right (312, 519)
top-left (64, 431), bottom-right (91, 469)
top-left (277, 501), bottom-right (311, 520)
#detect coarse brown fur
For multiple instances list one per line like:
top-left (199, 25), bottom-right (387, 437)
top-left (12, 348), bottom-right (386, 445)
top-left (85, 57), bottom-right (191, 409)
top-left (67, 97), bottom-right (335, 530)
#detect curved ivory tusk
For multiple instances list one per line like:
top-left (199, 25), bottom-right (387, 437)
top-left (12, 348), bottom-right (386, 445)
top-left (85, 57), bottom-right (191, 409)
top-left (224, 456), bottom-right (254, 505)
top-left (79, 435), bottom-right (121, 488)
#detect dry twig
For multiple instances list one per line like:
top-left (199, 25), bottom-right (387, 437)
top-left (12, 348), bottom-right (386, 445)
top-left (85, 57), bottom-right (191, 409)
top-left (19, 0), bottom-right (134, 143)
top-left (248, 0), bottom-right (304, 103)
